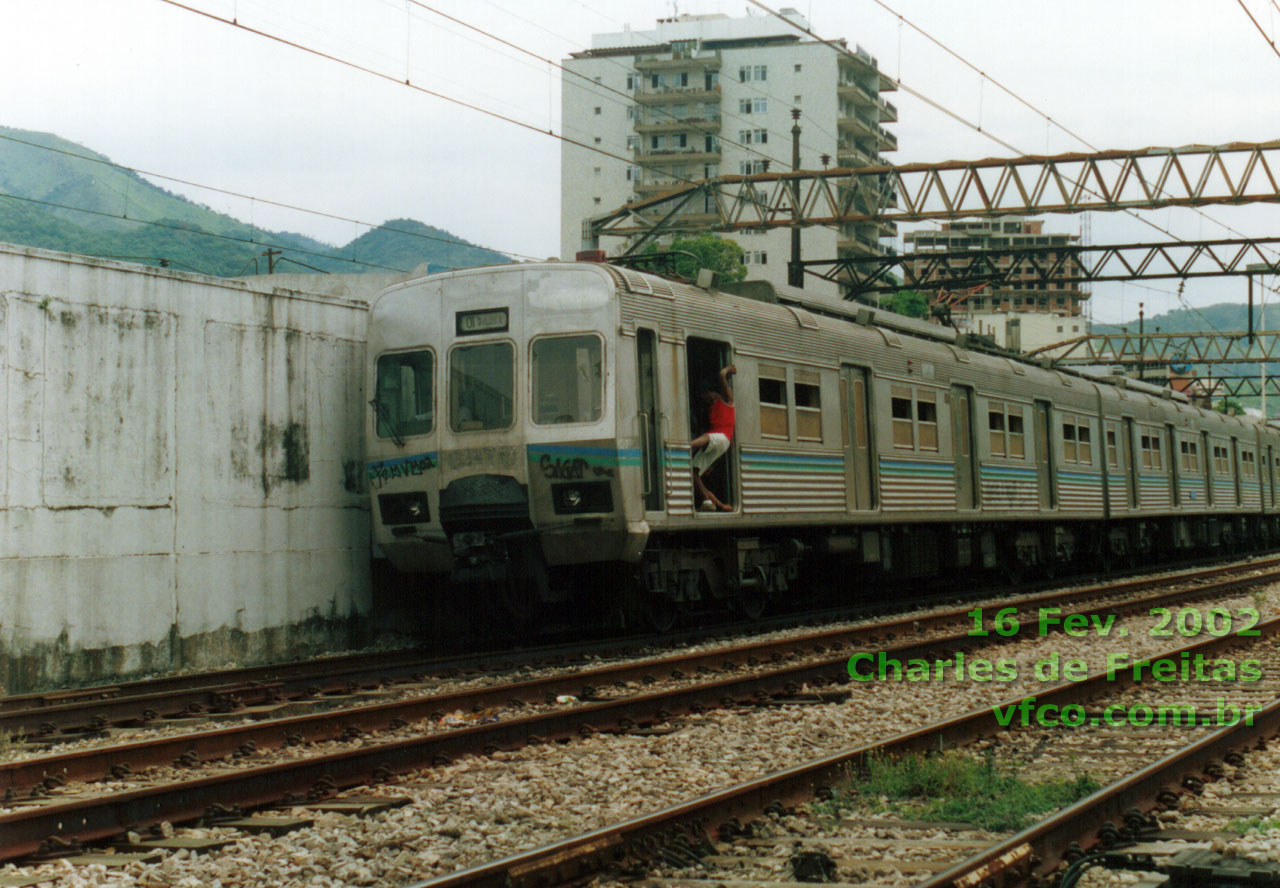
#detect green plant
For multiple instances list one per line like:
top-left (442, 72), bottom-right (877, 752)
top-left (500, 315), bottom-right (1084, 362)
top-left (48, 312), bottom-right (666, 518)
top-left (818, 750), bottom-right (1099, 833)
top-left (1228, 816), bottom-right (1280, 834)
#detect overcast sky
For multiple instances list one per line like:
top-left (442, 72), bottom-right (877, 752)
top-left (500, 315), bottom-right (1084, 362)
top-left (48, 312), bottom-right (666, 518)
top-left (2, 0), bottom-right (1278, 323)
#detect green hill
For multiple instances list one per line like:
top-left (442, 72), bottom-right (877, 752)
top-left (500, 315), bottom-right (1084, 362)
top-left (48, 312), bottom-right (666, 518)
top-left (0, 126), bottom-right (511, 277)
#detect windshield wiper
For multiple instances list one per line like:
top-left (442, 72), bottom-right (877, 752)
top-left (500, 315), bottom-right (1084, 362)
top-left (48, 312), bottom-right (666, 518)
top-left (368, 398), bottom-right (406, 447)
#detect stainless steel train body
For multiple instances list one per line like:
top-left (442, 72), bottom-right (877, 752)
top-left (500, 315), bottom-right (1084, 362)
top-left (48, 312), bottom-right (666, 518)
top-left (366, 262), bottom-right (1280, 619)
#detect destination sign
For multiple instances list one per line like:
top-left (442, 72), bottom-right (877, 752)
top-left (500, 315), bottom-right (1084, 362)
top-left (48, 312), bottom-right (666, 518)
top-left (456, 308), bottom-right (509, 336)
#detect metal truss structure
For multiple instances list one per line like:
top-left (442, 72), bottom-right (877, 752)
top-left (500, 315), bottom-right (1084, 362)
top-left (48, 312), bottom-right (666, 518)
top-left (808, 236), bottom-right (1280, 296)
top-left (587, 141), bottom-right (1280, 246)
top-left (1183, 375), bottom-right (1280, 399)
top-left (1033, 331), bottom-right (1280, 366)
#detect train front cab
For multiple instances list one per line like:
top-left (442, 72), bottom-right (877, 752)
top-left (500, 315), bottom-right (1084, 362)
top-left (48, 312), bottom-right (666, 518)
top-left (367, 264), bottom-right (641, 615)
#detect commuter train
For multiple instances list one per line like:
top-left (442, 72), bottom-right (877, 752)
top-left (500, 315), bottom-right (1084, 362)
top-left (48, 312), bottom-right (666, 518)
top-left (365, 261), bottom-right (1280, 629)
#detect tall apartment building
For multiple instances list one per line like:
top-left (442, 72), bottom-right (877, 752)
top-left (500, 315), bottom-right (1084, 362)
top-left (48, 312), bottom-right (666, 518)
top-left (560, 10), bottom-right (898, 294)
top-left (903, 218), bottom-right (1091, 353)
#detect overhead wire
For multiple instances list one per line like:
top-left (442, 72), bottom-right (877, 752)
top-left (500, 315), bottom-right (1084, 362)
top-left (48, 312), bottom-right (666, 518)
top-left (0, 131), bottom-right (539, 262)
top-left (744, 0), bottom-right (1242, 331)
top-left (404, 0), bottom-right (828, 173)
top-left (155, 0), bottom-right (851, 245)
top-left (1238, 0), bottom-right (1280, 60)
top-left (0, 189), bottom-right (412, 274)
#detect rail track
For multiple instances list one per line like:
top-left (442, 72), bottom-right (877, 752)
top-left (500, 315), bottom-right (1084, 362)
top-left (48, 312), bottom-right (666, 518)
top-left (6, 554), bottom-right (1277, 741)
top-left (0, 555), bottom-right (1278, 877)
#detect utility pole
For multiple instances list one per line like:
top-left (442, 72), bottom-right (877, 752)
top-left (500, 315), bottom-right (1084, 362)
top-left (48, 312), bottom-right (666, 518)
top-left (788, 109), bottom-right (803, 288)
top-left (1138, 302), bottom-right (1145, 381)
top-left (264, 248), bottom-right (282, 274)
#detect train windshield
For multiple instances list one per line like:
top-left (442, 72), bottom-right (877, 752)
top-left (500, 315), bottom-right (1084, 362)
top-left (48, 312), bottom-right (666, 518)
top-left (532, 335), bottom-right (603, 425)
top-left (374, 350), bottom-right (433, 438)
top-left (450, 342), bottom-right (514, 431)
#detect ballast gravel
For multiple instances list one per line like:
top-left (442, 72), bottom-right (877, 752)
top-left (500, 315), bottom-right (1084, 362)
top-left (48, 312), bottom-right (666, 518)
top-left (3, 580), bottom-right (1278, 887)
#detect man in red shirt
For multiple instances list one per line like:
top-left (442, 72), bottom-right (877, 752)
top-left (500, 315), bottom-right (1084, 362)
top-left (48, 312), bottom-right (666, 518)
top-left (691, 364), bottom-right (736, 512)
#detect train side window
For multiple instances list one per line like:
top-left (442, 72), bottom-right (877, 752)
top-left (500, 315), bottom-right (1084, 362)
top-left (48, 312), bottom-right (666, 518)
top-left (1180, 440), bottom-right (1200, 472)
top-left (987, 402), bottom-right (1006, 457)
top-left (374, 349), bottom-right (434, 438)
top-left (1062, 421), bottom-right (1077, 463)
top-left (450, 342), bottom-right (514, 432)
top-left (1106, 426), bottom-right (1119, 468)
top-left (1008, 411), bottom-right (1025, 458)
top-left (531, 335), bottom-right (603, 425)
top-left (1214, 444), bottom-right (1230, 473)
top-left (916, 390), bottom-right (938, 451)
top-left (891, 386), bottom-right (914, 448)
top-left (759, 365), bottom-right (789, 438)
top-left (795, 370), bottom-right (822, 442)
top-left (1077, 422), bottom-right (1091, 464)
top-left (1243, 450), bottom-right (1257, 479)
top-left (1140, 432), bottom-right (1163, 470)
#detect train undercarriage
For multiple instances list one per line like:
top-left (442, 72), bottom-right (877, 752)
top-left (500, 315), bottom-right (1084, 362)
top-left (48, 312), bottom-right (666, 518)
top-left (378, 513), bottom-right (1280, 638)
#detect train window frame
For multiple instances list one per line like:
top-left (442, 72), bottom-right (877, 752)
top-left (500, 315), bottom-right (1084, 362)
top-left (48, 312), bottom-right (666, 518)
top-left (891, 385), bottom-right (914, 449)
top-left (373, 348), bottom-right (435, 439)
top-left (1179, 439), bottom-right (1201, 473)
top-left (1139, 430), bottom-right (1163, 470)
top-left (448, 339), bottom-right (516, 433)
top-left (916, 389), bottom-right (939, 451)
top-left (1105, 425), bottom-right (1119, 469)
top-left (1060, 415), bottom-right (1092, 465)
top-left (794, 369), bottom-right (822, 443)
top-left (758, 364), bottom-right (789, 439)
top-left (986, 401), bottom-right (1026, 460)
top-left (1243, 449), bottom-right (1257, 479)
top-left (529, 333), bottom-right (605, 427)
top-left (1214, 443), bottom-right (1231, 474)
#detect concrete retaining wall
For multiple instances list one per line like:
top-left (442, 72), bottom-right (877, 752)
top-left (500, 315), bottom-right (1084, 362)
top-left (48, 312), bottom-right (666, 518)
top-left (0, 244), bottom-right (392, 693)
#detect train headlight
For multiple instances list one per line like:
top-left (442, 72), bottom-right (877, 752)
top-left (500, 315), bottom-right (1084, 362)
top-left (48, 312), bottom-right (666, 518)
top-left (378, 492), bottom-right (430, 525)
top-left (552, 481), bottom-right (612, 514)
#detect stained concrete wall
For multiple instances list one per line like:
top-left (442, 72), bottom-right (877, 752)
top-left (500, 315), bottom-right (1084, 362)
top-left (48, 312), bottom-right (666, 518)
top-left (0, 243), bottom-right (396, 693)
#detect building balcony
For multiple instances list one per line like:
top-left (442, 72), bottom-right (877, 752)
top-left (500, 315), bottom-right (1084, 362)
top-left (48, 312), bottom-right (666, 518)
top-left (634, 51), bottom-right (722, 71)
top-left (634, 116), bottom-right (722, 134)
top-left (634, 84), bottom-right (721, 104)
top-left (635, 179), bottom-right (695, 195)
top-left (837, 232), bottom-right (894, 258)
top-left (879, 71), bottom-right (898, 92)
top-left (835, 82), bottom-right (897, 122)
top-left (836, 142), bottom-right (882, 169)
top-left (635, 147), bottom-right (722, 164)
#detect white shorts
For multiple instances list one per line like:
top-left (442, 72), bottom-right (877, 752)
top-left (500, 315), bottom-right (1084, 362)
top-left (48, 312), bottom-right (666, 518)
top-left (692, 432), bottom-right (731, 474)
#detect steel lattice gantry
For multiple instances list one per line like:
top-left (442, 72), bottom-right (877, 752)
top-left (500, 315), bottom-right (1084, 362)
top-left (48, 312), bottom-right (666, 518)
top-left (808, 236), bottom-right (1280, 296)
top-left (1032, 331), bottom-right (1280, 366)
top-left (585, 141), bottom-right (1280, 248)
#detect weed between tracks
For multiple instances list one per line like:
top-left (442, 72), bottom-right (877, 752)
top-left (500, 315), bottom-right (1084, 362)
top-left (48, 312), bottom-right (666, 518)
top-left (815, 750), bottom-right (1099, 832)
top-left (1229, 815), bottom-right (1280, 834)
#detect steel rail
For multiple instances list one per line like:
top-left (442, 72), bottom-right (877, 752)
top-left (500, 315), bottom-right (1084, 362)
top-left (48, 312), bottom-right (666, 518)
top-left (405, 611), bottom-right (1280, 888)
top-left (2, 558), bottom-right (1273, 798)
top-left (1, 563), bottom-right (1276, 861)
top-left (7, 554), bottom-right (1272, 738)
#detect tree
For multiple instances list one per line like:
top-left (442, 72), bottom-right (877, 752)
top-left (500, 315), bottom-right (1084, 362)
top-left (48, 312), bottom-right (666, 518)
top-left (879, 290), bottom-right (929, 319)
top-left (641, 233), bottom-right (747, 282)
top-left (1215, 397), bottom-right (1245, 416)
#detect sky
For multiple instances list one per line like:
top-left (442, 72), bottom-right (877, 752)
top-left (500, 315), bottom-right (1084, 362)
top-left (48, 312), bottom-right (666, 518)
top-left (2, 0), bottom-right (1278, 323)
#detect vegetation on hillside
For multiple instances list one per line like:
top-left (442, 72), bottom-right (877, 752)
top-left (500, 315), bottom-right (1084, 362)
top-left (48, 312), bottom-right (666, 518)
top-left (0, 125), bottom-right (510, 277)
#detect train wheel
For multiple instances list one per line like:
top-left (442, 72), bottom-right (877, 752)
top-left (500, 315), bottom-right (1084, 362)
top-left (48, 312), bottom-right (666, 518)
top-left (739, 587), bottom-right (767, 621)
top-left (641, 591), bottom-right (680, 633)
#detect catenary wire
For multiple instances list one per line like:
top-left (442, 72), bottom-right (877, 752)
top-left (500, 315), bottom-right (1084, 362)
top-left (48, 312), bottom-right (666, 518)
top-left (743, 0), bottom-right (1241, 329)
top-left (0, 132), bottom-right (539, 262)
top-left (1238, 0), bottom-right (1280, 59)
top-left (0, 190), bottom-right (412, 274)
